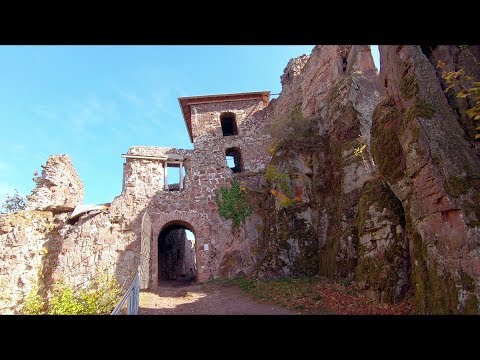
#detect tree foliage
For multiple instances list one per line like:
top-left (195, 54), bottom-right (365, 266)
top-left (0, 189), bottom-right (26, 214)
top-left (438, 59), bottom-right (480, 139)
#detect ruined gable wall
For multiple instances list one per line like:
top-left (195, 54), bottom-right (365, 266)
top-left (1, 155), bottom-right (88, 314)
top-left (26, 154), bottom-right (84, 212)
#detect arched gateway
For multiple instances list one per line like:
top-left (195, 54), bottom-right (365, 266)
top-left (157, 221), bottom-right (197, 284)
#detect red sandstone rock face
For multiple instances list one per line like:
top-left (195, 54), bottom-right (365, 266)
top-left (356, 178), bottom-right (409, 303)
top-left (373, 45), bottom-right (480, 314)
top-left (425, 45), bottom-right (480, 147)
top-left (220, 45), bottom-right (382, 280)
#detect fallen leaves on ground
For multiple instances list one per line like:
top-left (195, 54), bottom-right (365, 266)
top-left (211, 276), bottom-right (414, 315)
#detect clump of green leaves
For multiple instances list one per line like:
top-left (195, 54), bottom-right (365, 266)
top-left (22, 274), bottom-right (120, 315)
top-left (266, 165), bottom-right (291, 193)
top-left (215, 180), bottom-right (252, 229)
top-left (438, 60), bottom-right (480, 139)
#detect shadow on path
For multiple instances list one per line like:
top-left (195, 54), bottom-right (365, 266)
top-left (139, 283), bottom-right (295, 315)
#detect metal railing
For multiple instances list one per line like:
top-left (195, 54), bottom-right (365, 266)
top-left (111, 271), bottom-right (140, 315)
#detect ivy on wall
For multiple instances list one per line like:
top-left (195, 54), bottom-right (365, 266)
top-left (215, 180), bottom-right (252, 230)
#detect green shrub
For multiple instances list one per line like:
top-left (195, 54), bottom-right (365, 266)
top-left (269, 104), bottom-right (317, 151)
top-left (22, 286), bottom-right (45, 315)
top-left (215, 180), bottom-right (252, 230)
top-left (21, 274), bottom-right (120, 315)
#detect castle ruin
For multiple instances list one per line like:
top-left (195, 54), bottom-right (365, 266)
top-left (2, 45), bottom-right (480, 314)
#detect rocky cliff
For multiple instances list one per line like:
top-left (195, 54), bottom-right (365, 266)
top-left (221, 45), bottom-right (381, 279)
top-left (371, 45), bottom-right (480, 314)
top-left (220, 45), bottom-right (480, 314)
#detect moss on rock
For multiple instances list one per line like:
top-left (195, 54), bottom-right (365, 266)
top-left (400, 74), bottom-right (419, 100)
top-left (408, 211), bottom-right (460, 314)
top-left (356, 178), bottom-right (408, 303)
top-left (357, 178), bottom-right (404, 231)
top-left (371, 97), bottom-right (406, 184)
top-left (445, 174), bottom-right (480, 226)
top-left (404, 100), bottom-right (435, 122)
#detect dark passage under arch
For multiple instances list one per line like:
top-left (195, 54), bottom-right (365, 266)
top-left (158, 223), bottom-right (196, 284)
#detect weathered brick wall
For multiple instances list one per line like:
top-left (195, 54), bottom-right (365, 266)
top-left (0, 207), bottom-right (133, 313)
top-left (122, 147), bottom-right (193, 199)
top-left (53, 210), bottom-right (132, 289)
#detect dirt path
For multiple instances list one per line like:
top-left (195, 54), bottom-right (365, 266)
top-left (138, 282), bottom-right (295, 315)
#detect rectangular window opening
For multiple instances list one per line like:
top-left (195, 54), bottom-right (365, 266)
top-left (164, 162), bottom-right (186, 191)
top-left (221, 114), bottom-right (238, 136)
top-left (225, 147), bottom-right (242, 173)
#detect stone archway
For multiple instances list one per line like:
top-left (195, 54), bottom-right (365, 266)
top-left (151, 211), bottom-right (211, 285)
top-left (157, 220), bottom-right (197, 285)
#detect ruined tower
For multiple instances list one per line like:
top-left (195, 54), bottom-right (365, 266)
top-left (120, 91), bottom-right (272, 285)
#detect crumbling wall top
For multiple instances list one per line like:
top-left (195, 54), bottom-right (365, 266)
top-left (26, 154), bottom-right (84, 213)
top-left (126, 146), bottom-right (193, 159)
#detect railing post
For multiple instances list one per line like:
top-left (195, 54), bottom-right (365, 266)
top-left (133, 271), bottom-right (140, 315)
top-left (111, 270), bottom-right (140, 315)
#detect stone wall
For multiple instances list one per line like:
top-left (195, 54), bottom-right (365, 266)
top-left (0, 207), bottom-right (132, 313)
top-left (0, 211), bottom-right (54, 314)
top-left (26, 154), bottom-right (84, 212)
top-left (183, 237), bottom-right (196, 281)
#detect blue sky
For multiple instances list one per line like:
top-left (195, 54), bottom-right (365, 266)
top-left (0, 45), bottom-right (380, 205)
